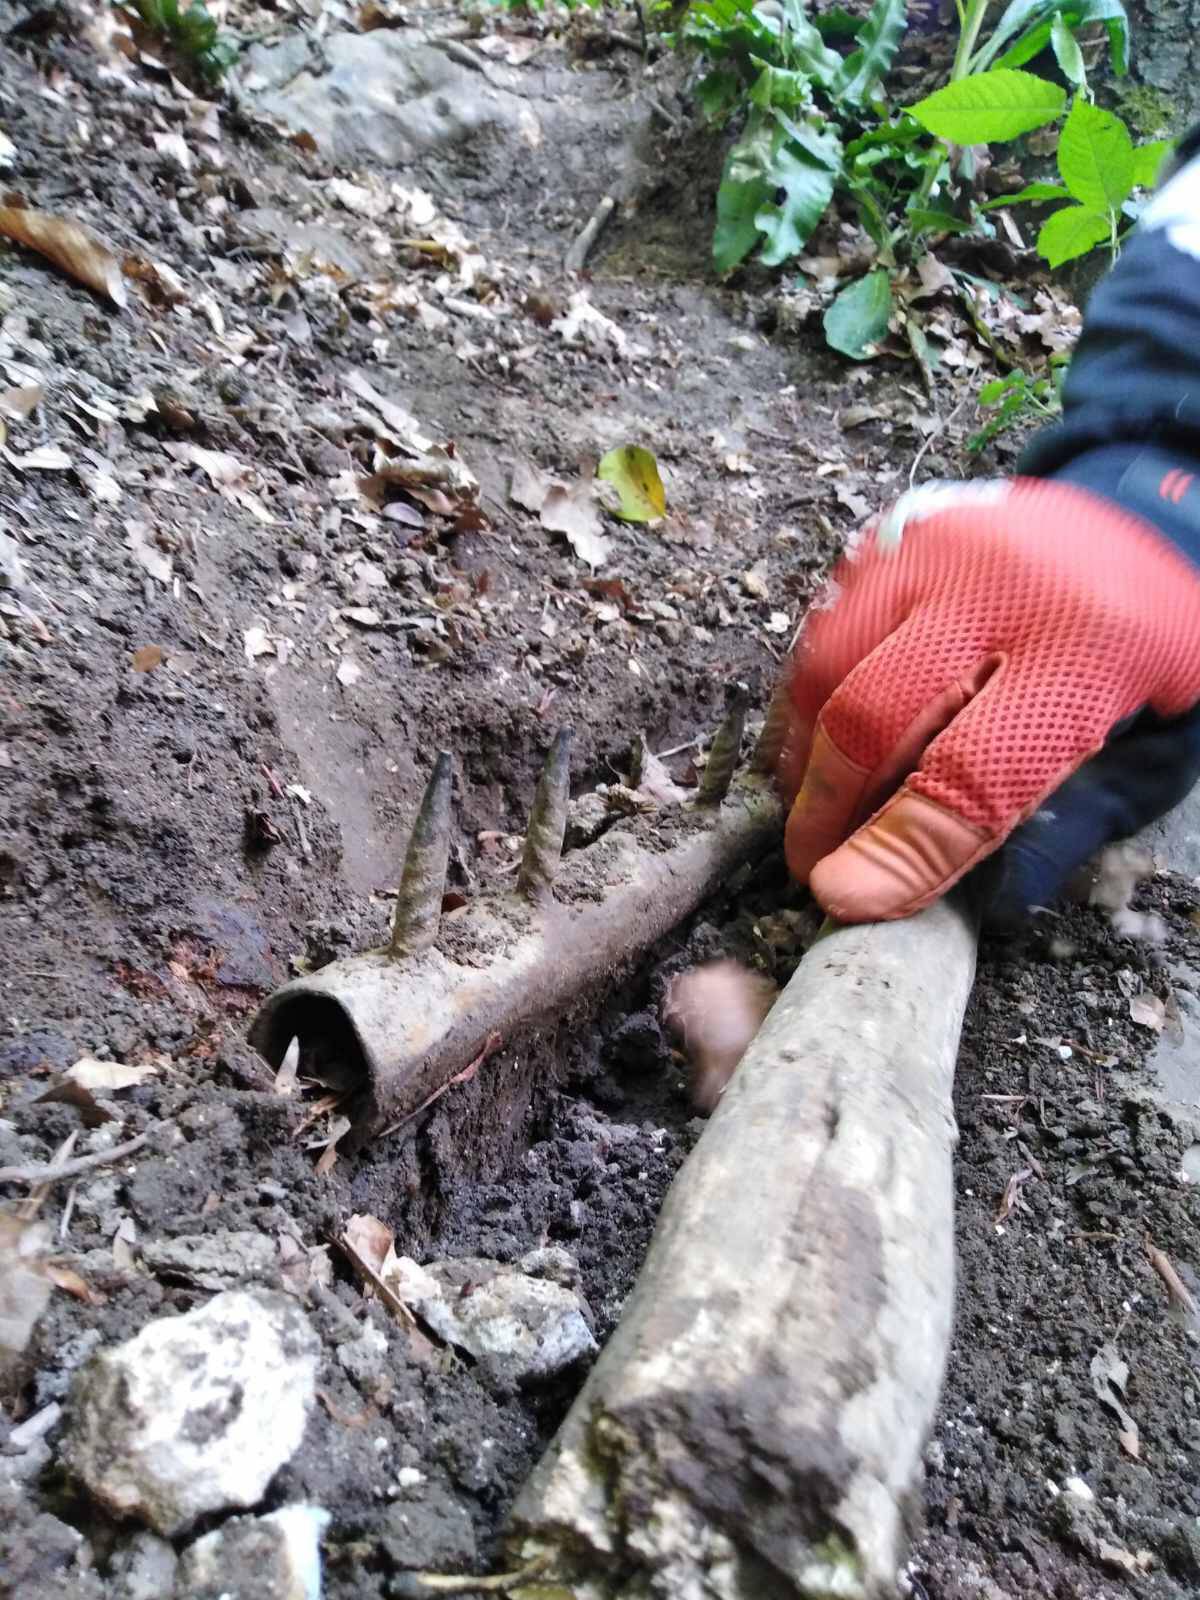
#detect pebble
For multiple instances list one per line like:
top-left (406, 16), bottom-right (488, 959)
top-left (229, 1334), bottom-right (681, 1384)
top-left (65, 1290), bottom-right (319, 1535)
top-left (177, 1504), bottom-right (330, 1600)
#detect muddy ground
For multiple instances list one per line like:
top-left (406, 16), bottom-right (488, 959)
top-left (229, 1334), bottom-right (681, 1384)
top-left (2, 2), bottom-right (1200, 1596)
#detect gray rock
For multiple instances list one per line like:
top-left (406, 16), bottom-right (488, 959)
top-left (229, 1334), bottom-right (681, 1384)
top-left (238, 32), bottom-right (527, 168)
top-left (108, 1531), bottom-right (178, 1600)
top-left (177, 1504), bottom-right (330, 1600)
top-left (396, 1254), bottom-right (595, 1390)
top-left (336, 1319), bottom-right (388, 1385)
top-left (140, 1231), bottom-right (278, 1291)
top-left (1142, 784), bottom-right (1200, 880)
top-left (0, 532), bottom-right (26, 590)
top-left (379, 1481), bottom-right (476, 1572)
top-left (1147, 988), bottom-right (1200, 1112)
top-left (518, 1244), bottom-right (581, 1289)
top-left (65, 1290), bottom-right (319, 1536)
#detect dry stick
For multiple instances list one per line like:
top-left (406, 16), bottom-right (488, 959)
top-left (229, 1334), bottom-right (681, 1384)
top-left (909, 395), bottom-right (969, 489)
top-left (0, 1128), bottom-right (155, 1187)
top-left (1145, 1237), bottom-right (1199, 1316)
top-left (565, 195), bottom-right (615, 272)
top-left (508, 895), bottom-right (979, 1599)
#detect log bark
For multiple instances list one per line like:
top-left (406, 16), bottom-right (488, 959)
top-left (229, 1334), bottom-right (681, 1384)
top-left (507, 895), bottom-right (979, 1600)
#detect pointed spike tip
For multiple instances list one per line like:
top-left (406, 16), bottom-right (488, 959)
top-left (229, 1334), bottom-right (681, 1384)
top-left (697, 683), bottom-right (749, 806)
top-left (518, 726), bottom-right (574, 904)
top-left (388, 750), bottom-right (454, 958)
top-left (752, 681), bottom-right (791, 775)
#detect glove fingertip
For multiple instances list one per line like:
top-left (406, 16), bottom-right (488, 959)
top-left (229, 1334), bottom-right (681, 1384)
top-left (810, 792), bottom-right (995, 923)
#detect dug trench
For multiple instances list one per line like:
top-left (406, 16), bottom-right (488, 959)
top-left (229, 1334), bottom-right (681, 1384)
top-left (2, 6), bottom-right (1200, 1599)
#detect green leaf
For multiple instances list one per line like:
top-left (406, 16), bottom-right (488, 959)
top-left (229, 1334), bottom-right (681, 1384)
top-left (748, 61), bottom-right (813, 112)
top-left (843, 114), bottom-right (925, 162)
top-left (754, 142), bottom-right (838, 265)
top-left (1056, 97), bottom-right (1133, 211)
top-left (596, 446), bottom-right (667, 523)
top-left (1036, 203), bottom-right (1112, 267)
top-left (907, 70), bottom-right (1066, 145)
top-left (973, 0), bottom-right (1059, 70)
top-left (713, 116), bottom-right (774, 274)
top-left (695, 69), bottom-right (742, 121)
top-left (714, 174), bottom-right (770, 273)
top-left (905, 206), bottom-right (973, 235)
top-left (1050, 13), bottom-right (1086, 86)
top-left (769, 111), bottom-right (843, 171)
top-left (978, 376), bottom-right (1014, 404)
top-left (1131, 137), bottom-right (1174, 189)
top-left (831, 0), bottom-right (908, 107)
top-left (823, 270), bottom-right (893, 359)
top-left (978, 0), bottom-right (1129, 76)
top-left (981, 181), bottom-right (1072, 208)
top-left (812, 5), bottom-right (861, 36)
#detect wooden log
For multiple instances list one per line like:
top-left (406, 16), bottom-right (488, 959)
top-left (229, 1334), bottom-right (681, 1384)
top-left (507, 894), bottom-right (979, 1599)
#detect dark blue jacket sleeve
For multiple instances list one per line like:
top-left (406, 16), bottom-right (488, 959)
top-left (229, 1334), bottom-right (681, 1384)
top-left (979, 202), bottom-right (1200, 923)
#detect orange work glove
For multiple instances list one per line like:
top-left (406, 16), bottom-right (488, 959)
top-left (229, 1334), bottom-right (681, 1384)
top-left (773, 477), bottom-right (1200, 922)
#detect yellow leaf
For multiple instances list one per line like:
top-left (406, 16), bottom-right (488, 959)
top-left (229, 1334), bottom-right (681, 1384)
top-left (0, 206), bottom-right (127, 309)
top-left (596, 445), bottom-right (666, 524)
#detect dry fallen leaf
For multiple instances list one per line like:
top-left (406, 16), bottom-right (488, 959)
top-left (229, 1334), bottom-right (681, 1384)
top-left (126, 519), bottom-right (171, 583)
top-left (45, 1262), bottom-right (106, 1306)
top-left (273, 1037), bottom-right (301, 1096)
top-left (7, 444), bottom-right (72, 471)
top-left (539, 482), bottom-right (611, 569)
top-left (1091, 1342), bottom-right (1140, 1459)
top-left (65, 1057), bottom-right (159, 1092)
top-left (131, 644), bottom-right (165, 673)
top-left (510, 458), bottom-right (552, 514)
top-left (0, 206), bottom-right (127, 309)
top-left (0, 1213), bottom-right (52, 1366)
top-left (1129, 993), bottom-right (1166, 1033)
top-left (0, 384), bottom-right (43, 421)
top-left (243, 626), bottom-right (275, 664)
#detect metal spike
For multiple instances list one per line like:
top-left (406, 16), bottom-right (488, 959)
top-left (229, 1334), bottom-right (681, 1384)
top-left (752, 680), bottom-right (791, 775)
top-left (518, 727), bottom-right (574, 903)
top-left (388, 751), bottom-right (453, 958)
top-left (696, 683), bottom-right (749, 806)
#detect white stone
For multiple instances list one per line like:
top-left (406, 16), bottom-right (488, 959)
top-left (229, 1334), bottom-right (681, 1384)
top-left (66, 1290), bottom-right (319, 1535)
top-left (177, 1504), bottom-right (330, 1600)
top-left (399, 1255), bottom-right (596, 1390)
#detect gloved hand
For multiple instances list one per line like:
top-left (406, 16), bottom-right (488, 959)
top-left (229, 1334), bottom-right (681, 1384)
top-left (774, 476), bottom-right (1200, 925)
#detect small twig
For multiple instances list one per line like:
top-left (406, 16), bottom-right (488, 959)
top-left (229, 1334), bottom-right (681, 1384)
top-left (655, 736), bottom-right (701, 760)
top-left (0, 1128), bottom-right (156, 1187)
top-left (565, 195), bottom-right (615, 272)
top-left (59, 1181), bottom-right (79, 1242)
top-left (291, 797), bottom-right (313, 862)
top-left (1145, 1237), bottom-right (1199, 1316)
top-left (261, 762), bottom-right (285, 799)
top-left (646, 93), bottom-right (680, 132)
top-left (909, 396), bottom-right (969, 488)
top-left (378, 1032), bottom-right (503, 1140)
top-left (389, 1551), bottom-right (552, 1596)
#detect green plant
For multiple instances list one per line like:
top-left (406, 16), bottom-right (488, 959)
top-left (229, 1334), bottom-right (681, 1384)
top-left (968, 352), bottom-right (1068, 450)
top-left (983, 98), bottom-right (1173, 266)
top-left (680, 0), bottom-right (908, 275)
top-left (119, 0), bottom-right (238, 83)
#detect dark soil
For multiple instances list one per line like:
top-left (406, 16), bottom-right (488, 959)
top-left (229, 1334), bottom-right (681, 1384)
top-left (2, 3), bottom-right (1199, 1598)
